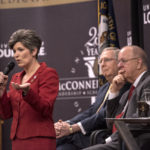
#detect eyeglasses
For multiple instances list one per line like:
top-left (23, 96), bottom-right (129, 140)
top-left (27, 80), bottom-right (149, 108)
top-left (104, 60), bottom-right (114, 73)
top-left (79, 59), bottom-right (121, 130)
top-left (118, 57), bottom-right (139, 64)
top-left (99, 58), bottom-right (116, 64)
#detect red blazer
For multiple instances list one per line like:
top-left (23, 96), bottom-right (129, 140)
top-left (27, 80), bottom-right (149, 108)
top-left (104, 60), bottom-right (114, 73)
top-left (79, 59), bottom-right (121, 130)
top-left (0, 62), bottom-right (59, 140)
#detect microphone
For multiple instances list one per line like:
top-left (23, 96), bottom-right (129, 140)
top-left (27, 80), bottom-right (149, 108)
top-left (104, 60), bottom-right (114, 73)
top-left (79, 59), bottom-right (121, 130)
top-left (3, 61), bottom-right (15, 75)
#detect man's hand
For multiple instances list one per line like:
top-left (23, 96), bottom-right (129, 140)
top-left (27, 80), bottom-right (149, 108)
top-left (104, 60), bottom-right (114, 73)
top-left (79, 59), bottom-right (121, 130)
top-left (54, 120), bottom-right (63, 136)
top-left (56, 121), bottom-right (70, 138)
top-left (110, 73), bottom-right (125, 93)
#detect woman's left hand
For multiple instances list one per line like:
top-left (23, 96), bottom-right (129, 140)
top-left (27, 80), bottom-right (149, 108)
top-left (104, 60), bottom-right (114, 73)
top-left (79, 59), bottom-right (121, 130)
top-left (11, 82), bottom-right (31, 95)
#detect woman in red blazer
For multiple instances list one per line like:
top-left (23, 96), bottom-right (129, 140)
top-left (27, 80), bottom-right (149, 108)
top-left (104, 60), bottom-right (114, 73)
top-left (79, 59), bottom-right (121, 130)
top-left (0, 29), bottom-right (59, 150)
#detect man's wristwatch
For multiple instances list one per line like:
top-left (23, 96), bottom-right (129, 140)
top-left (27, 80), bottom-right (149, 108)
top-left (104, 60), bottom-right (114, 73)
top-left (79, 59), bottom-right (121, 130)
top-left (69, 125), bottom-right (73, 134)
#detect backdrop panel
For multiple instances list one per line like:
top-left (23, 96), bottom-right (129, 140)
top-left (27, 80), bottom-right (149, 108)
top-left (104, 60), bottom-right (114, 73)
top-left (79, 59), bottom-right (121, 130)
top-left (142, 0), bottom-right (150, 69)
top-left (0, 1), bottom-right (98, 149)
top-left (112, 0), bottom-right (132, 47)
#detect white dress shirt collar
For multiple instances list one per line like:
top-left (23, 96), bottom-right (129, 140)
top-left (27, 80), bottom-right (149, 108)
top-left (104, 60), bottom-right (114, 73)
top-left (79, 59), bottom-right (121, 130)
top-left (133, 71), bottom-right (147, 87)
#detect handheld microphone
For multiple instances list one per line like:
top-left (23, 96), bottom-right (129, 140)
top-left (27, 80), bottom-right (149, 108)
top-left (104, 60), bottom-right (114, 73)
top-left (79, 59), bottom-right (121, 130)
top-left (3, 61), bottom-right (15, 75)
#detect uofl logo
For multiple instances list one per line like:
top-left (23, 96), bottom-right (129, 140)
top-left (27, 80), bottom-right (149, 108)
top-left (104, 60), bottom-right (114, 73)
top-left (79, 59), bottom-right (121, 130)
top-left (0, 42), bottom-right (46, 58)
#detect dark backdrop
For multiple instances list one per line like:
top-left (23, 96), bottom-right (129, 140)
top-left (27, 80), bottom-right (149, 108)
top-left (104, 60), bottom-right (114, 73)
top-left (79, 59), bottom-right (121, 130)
top-left (0, 1), bottom-right (98, 149)
top-left (1, 0), bottom-right (150, 149)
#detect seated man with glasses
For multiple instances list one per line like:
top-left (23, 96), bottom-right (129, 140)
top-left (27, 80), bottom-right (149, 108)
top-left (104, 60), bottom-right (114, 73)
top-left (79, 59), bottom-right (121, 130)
top-left (83, 45), bottom-right (150, 150)
top-left (118, 57), bottom-right (140, 64)
top-left (55, 47), bottom-right (130, 150)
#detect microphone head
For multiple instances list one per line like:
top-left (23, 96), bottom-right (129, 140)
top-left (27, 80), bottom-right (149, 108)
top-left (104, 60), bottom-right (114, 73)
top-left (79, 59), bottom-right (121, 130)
top-left (4, 61), bottom-right (15, 75)
top-left (8, 61), bottom-right (15, 70)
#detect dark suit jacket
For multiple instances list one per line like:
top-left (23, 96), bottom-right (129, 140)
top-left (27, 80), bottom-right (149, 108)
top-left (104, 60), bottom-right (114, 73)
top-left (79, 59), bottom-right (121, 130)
top-left (69, 82), bottom-right (130, 135)
top-left (0, 62), bottom-right (59, 140)
top-left (69, 82), bottom-right (110, 134)
top-left (56, 82), bottom-right (130, 149)
top-left (107, 71), bottom-right (150, 145)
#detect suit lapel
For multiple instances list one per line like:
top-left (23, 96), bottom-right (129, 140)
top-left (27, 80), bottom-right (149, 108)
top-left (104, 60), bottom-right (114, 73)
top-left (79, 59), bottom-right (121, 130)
top-left (94, 82), bottom-right (110, 112)
top-left (137, 72), bottom-right (150, 86)
top-left (126, 72), bottom-right (150, 117)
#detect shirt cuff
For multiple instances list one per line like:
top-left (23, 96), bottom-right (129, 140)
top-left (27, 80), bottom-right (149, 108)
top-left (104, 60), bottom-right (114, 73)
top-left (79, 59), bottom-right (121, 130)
top-left (65, 120), bottom-right (71, 123)
top-left (105, 136), bottom-right (112, 143)
top-left (77, 122), bottom-right (86, 135)
top-left (108, 91), bottom-right (119, 100)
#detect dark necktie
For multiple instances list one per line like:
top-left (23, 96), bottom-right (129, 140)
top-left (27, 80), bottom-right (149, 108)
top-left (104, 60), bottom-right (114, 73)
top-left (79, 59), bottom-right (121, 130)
top-left (128, 85), bottom-right (135, 100)
top-left (112, 85), bottom-right (135, 133)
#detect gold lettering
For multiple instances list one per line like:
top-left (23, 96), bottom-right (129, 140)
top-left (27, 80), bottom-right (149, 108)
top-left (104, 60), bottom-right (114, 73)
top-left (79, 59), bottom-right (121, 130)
top-left (108, 16), bottom-right (114, 30)
top-left (109, 32), bottom-right (116, 41)
top-left (110, 44), bottom-right (115, 47)
top-left (101, 1), bottom-right (107, 10)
